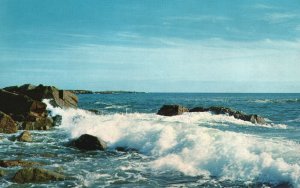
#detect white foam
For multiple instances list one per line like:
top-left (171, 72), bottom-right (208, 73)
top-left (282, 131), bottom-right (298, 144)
top-left (45, 101), bottom-right (300, 186)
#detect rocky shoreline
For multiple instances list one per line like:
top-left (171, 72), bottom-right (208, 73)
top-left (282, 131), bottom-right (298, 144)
top-left (0, 84), bottom-right (269, 184)
top-left (0, 84), bottom-right (78, 183)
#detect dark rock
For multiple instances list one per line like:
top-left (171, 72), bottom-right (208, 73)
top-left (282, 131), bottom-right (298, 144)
top-left (249, 114), bottom-right (266, 124)
top-left (4, 84), bottom-right (78, 109)
top-left (208, 106), bottom-right (237, 116)
top-left (12, 168), bottom-right (65, 183)
top-left (17, 131), bottom-right (32, 142)
top-left (115, 147), bottom-right (138, 152)
top-left (157, 105), bottom-right (189, 116)
top-left (71, 134), bottom-right (107, 151)
top-left (0, 160), bottom-right (42, 168)
top-left (87, 109), bottom-right (102, 114)
top-left (0, 111), bottom-right (17, 134)
top-left (189, 105), bottom-right (266, 125)
top-left (52, 115), bottom-right (62, 126)
top-left (21, 117), bottom-right (53, 130)
top-left (0, 89), bottom-right (47, 119)
top-left (189, 107), bottom-right (208, 112)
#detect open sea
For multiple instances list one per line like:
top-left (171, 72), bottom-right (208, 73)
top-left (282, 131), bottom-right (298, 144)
top-left (1, 93), bottom-right (300, 187)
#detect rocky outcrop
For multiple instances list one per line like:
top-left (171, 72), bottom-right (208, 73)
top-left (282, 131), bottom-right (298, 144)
top-left (190, 106), bottom-right (266, 124)
top-left (0, 111), bottom-right (17, 134)
top-left (4, 84), bottom-right (78, 109)
top-left (0, 89), bottom-right (54, 131)
top-left (12, 168), bottom-right (65, 183)
top-left (17, 131), bottom-right (32, 142)
top-left (158, 105), bottom-right (266, 125)
top-left (71, 134), bottom-right (107, 151)
top-left (0, 84), bottom-right (78, 132)
top-left (0, 160), bottom-right (42, 168)
top-left (0, 89), bottom-right (47, 121)
top-left (157, 105), bottom-right (189, 116)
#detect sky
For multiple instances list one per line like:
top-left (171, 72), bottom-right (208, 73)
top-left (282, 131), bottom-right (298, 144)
top-left (1, 0), bottom-right (300, 92)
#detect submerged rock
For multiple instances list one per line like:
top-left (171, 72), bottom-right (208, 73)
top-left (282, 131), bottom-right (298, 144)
top-left (12, 168), bottom-right (65, 183)
top-left (0, 169), bottom-right (5, 177)
top-left (71, 134), bottom-right (107, 151)
top-left (17, 131), bottom-right (32, 142)
top-left (0, 111), bottom-right (17, 134)
top-left (0, 160), bottom-right (42, 168)
top-left (157, 105), bottom-right (189, 116)
top-left (115, 147), bottom-right (139, 152)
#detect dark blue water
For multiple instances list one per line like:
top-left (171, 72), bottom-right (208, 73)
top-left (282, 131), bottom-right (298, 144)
top-left (1, 93), bottom-right (299, 187)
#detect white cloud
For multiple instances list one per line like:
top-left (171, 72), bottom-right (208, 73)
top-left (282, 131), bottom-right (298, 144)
top-left (165, 15), bottom-right (231, 22)
top-left (263, 13), bottom-right (297, 23)
top-left (253, 4), bottom-right (276, 10)
top-left (2, 38), bottom-right (299, 83)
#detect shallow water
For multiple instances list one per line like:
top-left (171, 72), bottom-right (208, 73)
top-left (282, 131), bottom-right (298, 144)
top-left (1, 93), bottom-right (299, 187)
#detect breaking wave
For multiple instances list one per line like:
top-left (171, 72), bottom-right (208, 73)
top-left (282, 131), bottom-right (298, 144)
top-left (44, 100), bottom-right (300, 187)
top-left (251, 98), bottom-right (300, 104)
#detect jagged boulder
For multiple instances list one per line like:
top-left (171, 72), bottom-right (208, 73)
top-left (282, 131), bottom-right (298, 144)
top-left (12, 168), bottom-right (65, 183)
top-left (0, 160), bottom-right (42, 168)
top-left (17, 131), bottom-right (32, 142)
top-left (157, 105), bottom-right (189, 116)
top-left (71, 134), bottom-right (107, 151)
top-left (0, 90), bottom-right (47, 121)
top-left (21, 117), bottom-right (53, 130)
top-left (4, 84), bottom-right (78, 108)
top-left (0, 111), bottom-right (17, 134)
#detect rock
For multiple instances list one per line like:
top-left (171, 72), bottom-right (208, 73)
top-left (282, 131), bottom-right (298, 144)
top-left (157, 105), bottom-right (189, 116)
top-left (71, 134), bottom-right (107, 151)
top-left (21, 117), bottom-right (53, 130)
top-left (52, 115), bottom-right (62, 126)
top-left (17, 131), bottom-right (32, 142)
top-left (208, 106), bottom-right (237, 116)
top-left (0, 89), bottom-right (47, 121)
top-left (0, 111), bottom-right (17, 134)
top-left (115, 147), bottom-right (138, 152)
top-left (249, 114), bottom-right (266, 124)
top-left (12, 168), bottom-right (65, 183)
top-left (4, 84), bottom-right (78, 108)
top-left (0, 169), bottom-right (5, 177)
top-left (0, 160), bottom-right (42, 168)
top-left (189, 107), bottom-right (208, 112)
top-left (189, 105), bottom-right (266, 125)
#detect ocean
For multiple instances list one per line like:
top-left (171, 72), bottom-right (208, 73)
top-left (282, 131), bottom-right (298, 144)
top-left (1, 93), bottom-right (300, 187)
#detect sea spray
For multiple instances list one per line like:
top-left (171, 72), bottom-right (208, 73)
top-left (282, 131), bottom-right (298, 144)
top-left (44, 99), bottom-right (300, 187)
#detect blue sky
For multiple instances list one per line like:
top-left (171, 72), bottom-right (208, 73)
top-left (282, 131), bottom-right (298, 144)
top-left (1, 0), bottom-right (300, 92)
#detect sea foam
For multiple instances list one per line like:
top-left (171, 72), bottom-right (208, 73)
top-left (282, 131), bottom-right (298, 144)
top-left (44, 100), bottom-right (300, 187)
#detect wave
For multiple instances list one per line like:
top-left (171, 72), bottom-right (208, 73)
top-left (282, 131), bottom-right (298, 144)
top-left (104, 105), bottom-right (130, 109)
top-left (44, 100), bottom-right (299, 187)
top-left (287, 117), bottom-right (300, 123)
top-left (251, 98), bottom-right (300, 104)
